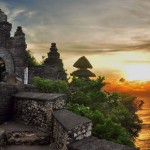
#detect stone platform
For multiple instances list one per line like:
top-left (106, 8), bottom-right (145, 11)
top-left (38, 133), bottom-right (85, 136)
top-left (0, 121), bottom-right (50, 145)
top-left (68, 136), bottom-right (133, 150)
top-left (4, 145), bottom-right (51, 150)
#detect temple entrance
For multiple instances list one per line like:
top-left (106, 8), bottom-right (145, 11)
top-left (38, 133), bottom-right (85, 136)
top-left (0, 57), bottom-right (6, 81)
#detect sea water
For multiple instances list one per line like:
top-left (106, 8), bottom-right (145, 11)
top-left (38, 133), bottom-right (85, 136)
top-left (135, 96), bottom-right (150, 150)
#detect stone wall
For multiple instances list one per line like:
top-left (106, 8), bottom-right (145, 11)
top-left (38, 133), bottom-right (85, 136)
top-left (28, 65), bottom-right (66, 84)
top-left (28, 66), bottom-right (45, 83)
top-left (0, 87), bottom-right (134, 150)
top-left (17, 84), bottom-right (39, 92)
top-left (0, 83), bottom-right (17, 123)
top-left (0, 9), bottom-right (28, 80)
top-left (0, 47), bottom-right (15, 74)
top-left (52, 109), bottom-right (92, 149)
top-left (0, 10), bottom-right (66, 82)
top-left (13, 92), bottom-right (66, 133)
top-left (52, 118), bottom-right (68, 150)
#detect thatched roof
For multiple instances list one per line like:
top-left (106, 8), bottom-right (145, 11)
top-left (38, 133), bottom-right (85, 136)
top-left (73, 56), bottom-right (93, 69)
top-left (71, 69), bottom-right (96, 78)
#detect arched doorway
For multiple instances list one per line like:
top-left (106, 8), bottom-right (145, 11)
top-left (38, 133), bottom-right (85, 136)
top-left (0, 57), bottom-right (6, 81)
top-left (0, 47), bottom-right (15, 75)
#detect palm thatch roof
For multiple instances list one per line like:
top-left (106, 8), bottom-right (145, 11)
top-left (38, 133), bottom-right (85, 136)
top-left (73, 56), bottom-right (93, 69)
top-left (71, 69), bottom-right (96, 78)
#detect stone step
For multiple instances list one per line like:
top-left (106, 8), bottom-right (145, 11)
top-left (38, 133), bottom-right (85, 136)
top-left (68, 136), bottom-right (134, 150)
top-left (1, 145), bottom-right (51, 150)
top-left (0, 121), bottom-right (50, 145)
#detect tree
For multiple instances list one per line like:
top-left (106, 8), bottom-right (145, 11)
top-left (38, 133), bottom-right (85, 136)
top-left (33, 76), bottom-right (142, 149)
top-left (26, 50), bottom-right (39, 67)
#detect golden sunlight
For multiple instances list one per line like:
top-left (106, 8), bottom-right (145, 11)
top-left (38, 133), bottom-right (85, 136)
top-left (123, 64), bottom-right (150, 81)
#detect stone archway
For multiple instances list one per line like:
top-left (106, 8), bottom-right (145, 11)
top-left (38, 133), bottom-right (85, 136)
top-left (0, 47), bottom-right (15, 74)
top-left (0, 57), bottom-right (5, 81)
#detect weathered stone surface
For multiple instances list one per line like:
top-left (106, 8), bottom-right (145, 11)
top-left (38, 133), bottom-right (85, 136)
top-left (14, 92), bottom-right (66, 101)
top-left (0, 9), bottom-right (66, 83)
top-left (52, 109), bottom-right (92, 149)
top-left (3, 145), bottom-right (51, 150)
top-left (13, 92), bottom-right (66, 132)
top-left (0, 83), bottom-right (17, 123)
top-left (0, 9), bottom-right (27, 80)
top-left (68, 136), bottom-right (134, 150)
top-left (0, 9), bottom-right (7, 22)
top-left (28, 66), bottom-right (45, 83)
top-left (53, 109), bottom-right (91, 131)
top-left (0, 121), bottom-right (50, 145)
top-left (0, 130), bottom-right (6, 146)
top-left (28, 43), bottom-right (67, 83)
top-left (0, 47), bottom-right (15, 74)
top-left (17, 84), bottom-right (39, 92)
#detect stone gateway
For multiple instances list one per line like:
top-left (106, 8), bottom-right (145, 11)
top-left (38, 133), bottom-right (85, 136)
top-left (0, 9), bottom-right (27, 81)
top-left (0, 9), bottom-right (66, 83)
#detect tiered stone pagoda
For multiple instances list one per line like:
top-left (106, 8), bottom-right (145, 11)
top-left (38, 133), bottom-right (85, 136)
top-left (44, 43), bottom-right (63, 67)
top-left (43, 43), bottom-right (66, 80)
top-left (71, 56), bottom-right (96, 79)
top-left (28, 43), bottom-right (66, 83)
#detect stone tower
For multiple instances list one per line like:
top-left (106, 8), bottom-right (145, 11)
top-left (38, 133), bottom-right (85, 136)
top-left (44, 43), bottom-right (61, 66)
top-left (44, 43), bottom-right (66, 80)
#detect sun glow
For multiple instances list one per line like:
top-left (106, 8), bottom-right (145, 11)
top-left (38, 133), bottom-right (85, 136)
top-left (124, 64), bottom-right (150, 81)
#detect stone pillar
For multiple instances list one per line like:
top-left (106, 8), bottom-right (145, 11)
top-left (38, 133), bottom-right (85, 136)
top-left (10, 26), bottom-right (27, 81)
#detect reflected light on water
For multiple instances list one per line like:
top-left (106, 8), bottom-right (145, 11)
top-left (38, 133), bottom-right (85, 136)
top-left (135, 97), bottom-right (150, 150)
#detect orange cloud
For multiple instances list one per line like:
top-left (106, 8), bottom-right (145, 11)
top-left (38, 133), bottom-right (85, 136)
top-left (103, 78), bottom-right (150, 98)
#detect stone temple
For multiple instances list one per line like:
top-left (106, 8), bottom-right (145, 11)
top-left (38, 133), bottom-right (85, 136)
top-left (0, 9), bottom-right (66, 84)
top-left (0, 9), bottom-right (134, 150)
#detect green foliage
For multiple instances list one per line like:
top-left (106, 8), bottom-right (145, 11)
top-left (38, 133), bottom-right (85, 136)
top-left (33, 77), bottom-right (68, 93)
top-left (26, 50), bottom-right (39, 67)
top-left (33, 76), bottom-right (142, 149)
top-left (67, 103), bottom-right (134, 147)
top-left (118, 93), bottom-right (138, 113)
top-left (68, 77), bottom-right (107, 108)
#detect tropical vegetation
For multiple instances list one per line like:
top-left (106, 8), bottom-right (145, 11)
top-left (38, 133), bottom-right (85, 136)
top-left (33, 76), bottom-right (142, 149)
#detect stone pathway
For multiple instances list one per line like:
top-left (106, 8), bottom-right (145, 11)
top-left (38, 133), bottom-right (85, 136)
top-left (2, 145), bottom-right (51, 150)
top-left (0, 121), bottom-right (51, 150)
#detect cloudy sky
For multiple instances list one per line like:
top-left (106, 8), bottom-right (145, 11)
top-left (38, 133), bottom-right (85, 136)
top-left (1, 0), bottom-right (150, 82)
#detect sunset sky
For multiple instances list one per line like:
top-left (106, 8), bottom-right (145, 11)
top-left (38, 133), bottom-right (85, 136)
top-left (1, 0), bottom-right (150, 94)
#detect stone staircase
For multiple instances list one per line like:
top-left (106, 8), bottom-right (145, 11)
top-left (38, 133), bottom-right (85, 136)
top-left (0, 91), bottom-right (92, 150)
top-left (0, 91), bottom-right (66, 150)
top-left (0, 121), bottom-right (50, 145)
top-left (0, 121), bottom-right (51, 150)
top-left (0, 88), bottom-right (134, 150)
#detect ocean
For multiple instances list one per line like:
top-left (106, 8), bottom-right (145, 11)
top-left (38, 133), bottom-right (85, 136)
top-left (135, 96), bottom-right (150, 150)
